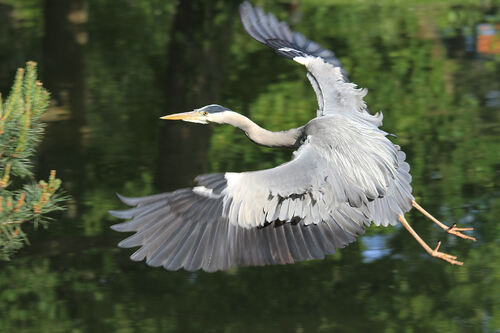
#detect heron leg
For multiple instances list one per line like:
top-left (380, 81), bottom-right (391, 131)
top-left (411, 200), bottom-right (476, 241)
top-left (398, 214), bottom-right (463, 266)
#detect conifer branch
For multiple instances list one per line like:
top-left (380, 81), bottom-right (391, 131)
top-left (0, 62), bottom-right (67, 261)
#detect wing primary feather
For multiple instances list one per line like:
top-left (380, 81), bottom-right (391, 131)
top-left (117, 216), bottom-right (165, 248)
top-left (301, 225), bottom-right (324, 259)
top-left (116, 192), bottom-right (170, 207)
top-left (184, 222), bottom-right (210, 271)
top-left (129, 221), bottom-right (173, 262)
top-left (189, 199), bottom-right (223, 270)
top-left (274, 225), bottom-right (294, 263)
top-left (165, 197), bottom-right (217, 269)
top-left (145, 216), bottom-right (189, 267)
top-left (290, 223), bottom-right (314, 260)
top-left (282, 224), bottom-right (303, 261)
top-left (165, 221), bottom-right (204, 271)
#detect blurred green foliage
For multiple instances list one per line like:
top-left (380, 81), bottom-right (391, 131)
top-left (0, 0), bottom-right (499, 332)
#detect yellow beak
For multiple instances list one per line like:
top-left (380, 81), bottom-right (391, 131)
top-left (160, 111), bottom-right (207, 124)
top-left (160, 111), bottom-right (196, 120)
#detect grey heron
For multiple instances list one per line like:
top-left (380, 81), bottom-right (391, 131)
top-left (110, 2), bottom-right (475, 272)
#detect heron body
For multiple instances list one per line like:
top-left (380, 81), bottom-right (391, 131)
top-left (110, 2), bottom-right (474, 272)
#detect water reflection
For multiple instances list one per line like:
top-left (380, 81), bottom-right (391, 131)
top-left (362, 235), bottom-right (392, 262)
top-left (0, 1), bottom-right (499, 332)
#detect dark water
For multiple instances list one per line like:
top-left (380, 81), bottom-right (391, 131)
top-left (1, 1), bottom-right (499, 332)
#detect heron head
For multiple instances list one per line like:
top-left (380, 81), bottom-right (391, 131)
top-left (160, 104), bottom-right (231, 124)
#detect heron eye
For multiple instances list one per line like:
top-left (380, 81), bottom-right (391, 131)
top-left (203, 111), bottom-right (208, 116)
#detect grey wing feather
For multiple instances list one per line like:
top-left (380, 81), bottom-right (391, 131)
top-left (239, 2), bottom-right (344, 70)
top-left (240, 2), bottom-right (382, 124)
top-left (110, 188), bottom-right (359, 272)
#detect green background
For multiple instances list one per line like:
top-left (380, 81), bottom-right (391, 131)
top-left (0, 0), bottom-right (498, 332)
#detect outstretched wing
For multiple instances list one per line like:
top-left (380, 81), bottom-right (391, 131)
top-left (111, 142), bottom-right (365, 272)
top-left (240, 2), bottom-right (381, 126)
top-left (111, 123), bottom-right (413, 272)
top-left (239, 2), bottom-right (344, 72)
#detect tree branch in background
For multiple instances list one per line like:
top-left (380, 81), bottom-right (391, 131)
top-left (0, 61), bottom-right (66, 261)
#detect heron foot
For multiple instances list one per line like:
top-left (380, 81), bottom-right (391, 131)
top-left (398, 214), bottom-right (465, 266)
top-left (431, 241), bottom-right (463, 266)
top-left (411, 200), bottom-right (475, 241)
top-left (447, 223), bottom-right (476, 241)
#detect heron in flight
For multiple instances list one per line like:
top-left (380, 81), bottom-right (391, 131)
top-left (110, 2), bottom-right (475, 272)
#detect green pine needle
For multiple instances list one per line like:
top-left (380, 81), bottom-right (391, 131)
top-left (0, 62), bottom-right (67, 261)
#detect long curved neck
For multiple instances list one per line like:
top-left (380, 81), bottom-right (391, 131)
top-left (223, 112), bottom-right (303, 148)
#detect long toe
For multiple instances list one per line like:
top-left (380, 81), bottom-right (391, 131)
top-left (432, 251), bottom-right (463, 266)
top-left (447, 224), bottom-right (476, 241)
